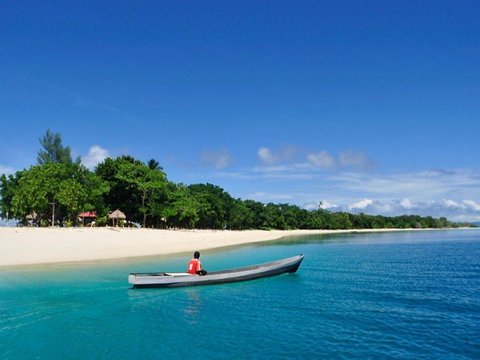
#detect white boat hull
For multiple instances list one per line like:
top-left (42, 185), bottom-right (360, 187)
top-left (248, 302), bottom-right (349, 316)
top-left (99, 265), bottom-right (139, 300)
top-left (128, 254), bottom-right (304, 288)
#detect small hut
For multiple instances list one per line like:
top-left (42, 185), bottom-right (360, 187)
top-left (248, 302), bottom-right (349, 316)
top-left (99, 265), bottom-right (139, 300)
top-left (108, 209), bottom-right (126, 227)
top-left (79, 211), bottom-right (97, 226)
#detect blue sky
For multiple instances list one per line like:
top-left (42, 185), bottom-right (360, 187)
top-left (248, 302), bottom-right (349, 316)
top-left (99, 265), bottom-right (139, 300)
top-left (1, 1), bottom-right (479, 221)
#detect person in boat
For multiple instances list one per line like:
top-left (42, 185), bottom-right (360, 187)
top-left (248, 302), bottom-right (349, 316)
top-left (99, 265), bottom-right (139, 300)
top-left (187, 251), bottom-right (207, 276)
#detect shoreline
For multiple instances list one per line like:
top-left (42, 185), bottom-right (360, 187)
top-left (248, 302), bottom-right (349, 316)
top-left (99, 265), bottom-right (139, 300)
top-left (0, 227), bottom-right (465, 267)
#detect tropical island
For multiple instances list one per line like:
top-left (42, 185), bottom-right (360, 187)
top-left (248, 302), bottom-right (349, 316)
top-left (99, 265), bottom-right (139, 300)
top-left (1, 130), bottom-right (472, 231)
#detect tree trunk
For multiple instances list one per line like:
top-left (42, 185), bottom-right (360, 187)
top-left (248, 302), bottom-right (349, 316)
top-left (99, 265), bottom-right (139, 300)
top-left (142, 191), bottom-right (147, 228)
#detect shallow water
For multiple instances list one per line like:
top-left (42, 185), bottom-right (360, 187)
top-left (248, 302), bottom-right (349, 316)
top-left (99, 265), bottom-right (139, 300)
top-left (1, 230), bottom-right (479, 359)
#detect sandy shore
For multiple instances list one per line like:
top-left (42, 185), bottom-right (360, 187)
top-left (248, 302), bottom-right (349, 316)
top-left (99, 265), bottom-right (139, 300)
top-left (0, 227), bottom-right (422, 267)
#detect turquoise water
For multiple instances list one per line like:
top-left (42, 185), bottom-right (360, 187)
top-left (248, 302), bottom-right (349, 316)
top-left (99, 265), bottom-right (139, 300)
top-left (1, 230), bottom-right (479, 359)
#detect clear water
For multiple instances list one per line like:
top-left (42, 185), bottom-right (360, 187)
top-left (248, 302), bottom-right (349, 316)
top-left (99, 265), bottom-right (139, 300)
top-left (1, 230), bottom-right (479, 359)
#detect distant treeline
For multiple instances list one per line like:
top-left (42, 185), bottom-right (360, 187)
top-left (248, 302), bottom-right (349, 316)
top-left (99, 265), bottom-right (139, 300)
top-left (0, 130), bottom-right (472, 229)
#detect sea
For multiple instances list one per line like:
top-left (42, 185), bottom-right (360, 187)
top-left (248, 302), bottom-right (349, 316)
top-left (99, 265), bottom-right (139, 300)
top-left (1, 229), bottom-right (479, 359)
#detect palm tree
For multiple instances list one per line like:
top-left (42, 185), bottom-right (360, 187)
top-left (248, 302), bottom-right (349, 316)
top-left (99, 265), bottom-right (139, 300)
top-left (147, 159), bottom-right (163, 171)
top-left (37, 129), bottom-right (72, 164)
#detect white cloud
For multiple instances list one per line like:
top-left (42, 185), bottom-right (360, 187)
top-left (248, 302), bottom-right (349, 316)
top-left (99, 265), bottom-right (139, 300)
top-left (201, 149), bottom-right (232, 169)
top-left (339, 151), bottom-right (373, 170)
top-left (303, 202), bottom-right (320, 211)
top-left (250, 164), bottom-right (314, 179)
top-left (258, 147), bottom-right (275, 164)
top-left (253, 165), bottom-right (291, 173)
top-left (307, 151), bottom-right (335, 169)
top-left (348, 198), bottom-right (374, 211)
top-left (298, 197), bottom-right (480, 222)
top-left (331, 169), bottom-right (480, 200)
top-left (339, 198), bottom-right (480, 222)
top-left (320, 200), bottom-right (340, 210)
top-left (400, 198), bottom-right (413, 209)
top-left (81, 145), bottom-right (109, 169)
top-left (0, 165), bottom-right (15, 176)
top-left (257, 146), bottom-right (374, 173)
top-left (463, 200), bottom-right (480, 211)
top-left (303, 200), bottom-right (339, 211)
top-left (257, 145), bottom-right (299, 165)
top-left (441, 199), bottom-right (462, 208)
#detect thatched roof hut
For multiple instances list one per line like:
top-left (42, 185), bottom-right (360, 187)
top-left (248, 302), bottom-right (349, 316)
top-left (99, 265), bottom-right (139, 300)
top-left (108, 209), bottom-right (126, 226)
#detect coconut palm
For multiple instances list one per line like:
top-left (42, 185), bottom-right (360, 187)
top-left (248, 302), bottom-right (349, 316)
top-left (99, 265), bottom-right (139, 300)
top-left (147, 159), bottom-right (163, 171)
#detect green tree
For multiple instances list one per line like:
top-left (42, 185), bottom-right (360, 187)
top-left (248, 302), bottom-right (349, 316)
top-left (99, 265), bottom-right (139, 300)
top-left (304, 208), bottom-right (330, 229)
top-left (263, 203), bottom-right (286, 229)
top-left (330, 212), bottom-right (352, 229)
top-left (11, 163), bottom-right (107, 226)
top-left (281, 204), bottom-right (306, 229)
top-left (244, 200), bottom-right (267, 229)
top-left (12, 163), bottom-right (63, 224)
top-left (96, 156), bottom-right (168, 227)
top-left (165, 184), bottom-right (199, 228)
top-left (96, 156), bottom-right (143, 221)
top-left (37, 129), bottom-right (73, 164)
top-left (116, 160), bottom-right (167, 227)
top-left (188, 183), bottom-right (234, 229)
top-left (228, 199), bottom-right (254, 230)
top-left (0, 171), bottom-right (24, 220)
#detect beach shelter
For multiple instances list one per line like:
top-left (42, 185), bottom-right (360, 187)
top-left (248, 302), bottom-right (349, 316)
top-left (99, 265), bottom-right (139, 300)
top-left (109, 209), bottom-right (126, 227)
top-left (79, 211), bottom-right (97, 226)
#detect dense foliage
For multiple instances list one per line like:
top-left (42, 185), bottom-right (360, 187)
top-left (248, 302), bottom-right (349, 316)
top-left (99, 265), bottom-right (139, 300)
top-left (0, 131), bottom-right (469, 229)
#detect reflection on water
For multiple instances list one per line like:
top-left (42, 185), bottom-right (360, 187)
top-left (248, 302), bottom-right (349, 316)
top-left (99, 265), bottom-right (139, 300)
top-left (183, 289), bottom-right (203, 321)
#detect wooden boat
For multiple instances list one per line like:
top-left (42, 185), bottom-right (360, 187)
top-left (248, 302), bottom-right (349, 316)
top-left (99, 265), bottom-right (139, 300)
top-left (128, 254), bottom-right (304, 288)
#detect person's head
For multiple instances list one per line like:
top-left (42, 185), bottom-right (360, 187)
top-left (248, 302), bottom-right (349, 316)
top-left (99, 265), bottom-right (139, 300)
top-left (194, 251), bottom-right (200, 259)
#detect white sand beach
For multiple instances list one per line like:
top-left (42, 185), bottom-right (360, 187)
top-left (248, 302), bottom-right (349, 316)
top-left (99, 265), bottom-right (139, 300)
top-left (0, 227), bottom-right (419, 267)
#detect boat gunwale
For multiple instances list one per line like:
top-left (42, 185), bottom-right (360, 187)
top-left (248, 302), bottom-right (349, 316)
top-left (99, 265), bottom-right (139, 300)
top-left (129, 254), bottom-right (304, 278)
top-left (128, 254), bottom-right (304, 287)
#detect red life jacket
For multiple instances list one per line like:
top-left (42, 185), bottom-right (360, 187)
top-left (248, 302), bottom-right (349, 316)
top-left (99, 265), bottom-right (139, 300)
top-left (187, 258), bottom-right (201, 274)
